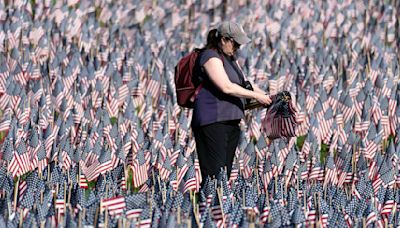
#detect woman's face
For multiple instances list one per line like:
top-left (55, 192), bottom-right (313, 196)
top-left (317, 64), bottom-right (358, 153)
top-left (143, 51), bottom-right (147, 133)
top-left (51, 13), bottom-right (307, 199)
top-left (220, 37), bottom-right (241, 56)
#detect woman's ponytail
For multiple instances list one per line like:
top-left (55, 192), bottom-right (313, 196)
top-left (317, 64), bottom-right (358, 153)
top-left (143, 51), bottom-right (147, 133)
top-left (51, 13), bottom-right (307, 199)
top-left (205, 29), bottom-right (222, 50)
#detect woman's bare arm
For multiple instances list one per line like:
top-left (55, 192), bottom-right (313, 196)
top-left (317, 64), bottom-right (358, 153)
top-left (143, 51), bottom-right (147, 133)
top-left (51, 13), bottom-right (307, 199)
top-left (203, 57), bottom-right (271, 105)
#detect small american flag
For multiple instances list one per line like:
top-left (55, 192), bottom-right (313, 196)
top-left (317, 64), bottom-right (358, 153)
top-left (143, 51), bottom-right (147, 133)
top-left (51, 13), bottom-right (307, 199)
top-left (100, 196), bottom-right (126, 217)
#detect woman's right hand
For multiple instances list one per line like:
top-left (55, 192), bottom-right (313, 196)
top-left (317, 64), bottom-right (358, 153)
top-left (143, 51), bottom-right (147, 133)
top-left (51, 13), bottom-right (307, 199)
top-left (254, 93), bottom-right (272, 105)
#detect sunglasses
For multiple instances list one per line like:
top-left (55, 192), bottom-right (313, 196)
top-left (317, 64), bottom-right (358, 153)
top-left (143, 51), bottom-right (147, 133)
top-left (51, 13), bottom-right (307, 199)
top-left (227, 37), bottom-right (241, 49)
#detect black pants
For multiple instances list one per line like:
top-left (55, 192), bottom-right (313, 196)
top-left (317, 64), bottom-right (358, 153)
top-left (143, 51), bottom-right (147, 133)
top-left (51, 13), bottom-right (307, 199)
top-left (193, 120), bottom-right (241, 186)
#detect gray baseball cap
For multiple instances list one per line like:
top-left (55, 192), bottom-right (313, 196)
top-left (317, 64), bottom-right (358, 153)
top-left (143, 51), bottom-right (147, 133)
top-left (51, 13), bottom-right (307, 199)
top-left (217, 21), bottom-right (251, 45)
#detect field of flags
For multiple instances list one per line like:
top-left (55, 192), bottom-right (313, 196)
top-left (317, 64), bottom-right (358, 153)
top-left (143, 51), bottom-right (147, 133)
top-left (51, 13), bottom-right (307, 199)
top-left (0, 0), bottom-right (399, 227)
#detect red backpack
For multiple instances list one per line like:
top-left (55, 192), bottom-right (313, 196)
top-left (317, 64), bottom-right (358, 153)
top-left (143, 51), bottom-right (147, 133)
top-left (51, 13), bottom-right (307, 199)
top-left (174, 49), bottom-right (203, 108)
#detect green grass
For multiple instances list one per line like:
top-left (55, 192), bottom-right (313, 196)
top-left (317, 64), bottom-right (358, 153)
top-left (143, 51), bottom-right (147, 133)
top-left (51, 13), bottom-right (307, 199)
top-left (87, 180), bottom-right (97, 189)
top-left (127, 167), bottom-right (133, 192)
top-left (296, 135), bottom-right (306, 151)
top-left (0, 131), bottom-right (6, 142)
top-left (85, 180), bottom-right (97, 197)
top-left (110, 117), bottom-right (117, 125)
top-left (30, 0), bottom-right (36, 17)
top-left (14, 171), bottom-right (31, 183)
top-left (320, 143), bottom-right (329, 164)
top-left (296, 135), bottom-right (329, 164)
top-left (126, 166), bottom-right (140, 193)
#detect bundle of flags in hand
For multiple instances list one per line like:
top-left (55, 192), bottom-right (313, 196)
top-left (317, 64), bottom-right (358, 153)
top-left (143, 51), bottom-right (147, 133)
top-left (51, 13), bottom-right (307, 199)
top-left (0, 0), bottom-right (399, 227)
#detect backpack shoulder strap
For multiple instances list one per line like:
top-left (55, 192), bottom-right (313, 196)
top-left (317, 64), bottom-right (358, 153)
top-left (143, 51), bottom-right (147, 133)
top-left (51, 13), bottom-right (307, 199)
top-left (190, 84), bottom-right (203, 102)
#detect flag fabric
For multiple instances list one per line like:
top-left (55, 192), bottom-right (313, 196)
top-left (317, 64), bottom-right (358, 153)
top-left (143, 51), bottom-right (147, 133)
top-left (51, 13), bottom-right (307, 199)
top-left (131, 149), bottom-right (148, 188)
top-left (100, 196), bottom-right (126, 217)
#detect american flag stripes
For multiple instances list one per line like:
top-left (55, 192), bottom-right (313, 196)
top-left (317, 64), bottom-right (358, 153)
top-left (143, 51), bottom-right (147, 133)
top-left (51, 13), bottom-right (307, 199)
top-left (131, 149), bottom-right (148, 188)
top-left (100, 196), bottom-right (126, 216)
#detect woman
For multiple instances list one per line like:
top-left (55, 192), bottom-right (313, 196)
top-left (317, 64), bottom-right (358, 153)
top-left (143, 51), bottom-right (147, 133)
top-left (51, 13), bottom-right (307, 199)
top-left (192, 21), bottom-right (272, 185)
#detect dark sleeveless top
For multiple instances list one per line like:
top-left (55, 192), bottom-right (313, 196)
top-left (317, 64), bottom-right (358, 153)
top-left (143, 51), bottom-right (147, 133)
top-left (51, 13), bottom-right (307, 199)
top-left (191, 49), bottom-right (245, 127)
